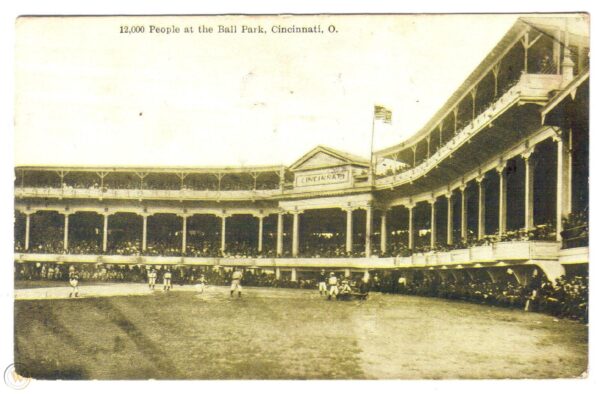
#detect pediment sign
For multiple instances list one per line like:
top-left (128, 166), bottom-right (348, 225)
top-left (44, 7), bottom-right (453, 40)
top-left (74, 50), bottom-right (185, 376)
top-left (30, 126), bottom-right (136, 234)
top-left (297, 152), bottom-right (346, 170)
top-left (290, 146), bottom-right (369, 172)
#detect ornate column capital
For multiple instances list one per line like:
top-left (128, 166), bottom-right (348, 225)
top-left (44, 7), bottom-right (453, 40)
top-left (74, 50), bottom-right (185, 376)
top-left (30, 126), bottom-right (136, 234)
top-left (59, 208), bottom-right (73, 217)
top-left (521, 146), bottom-right (535, 161)
top-left (426, 193), bottom-right (436, 205)
top-left (495, 160), bottom-right (507, 174)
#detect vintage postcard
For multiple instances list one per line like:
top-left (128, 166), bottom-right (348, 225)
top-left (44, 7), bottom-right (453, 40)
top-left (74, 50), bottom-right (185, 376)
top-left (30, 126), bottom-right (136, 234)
top-left (11, 13), bottom-right (589, 381)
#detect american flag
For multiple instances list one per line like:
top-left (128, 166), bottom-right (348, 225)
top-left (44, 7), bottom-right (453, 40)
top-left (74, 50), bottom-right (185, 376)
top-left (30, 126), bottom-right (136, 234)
top-left (374, 105), bottom-right (392, 124)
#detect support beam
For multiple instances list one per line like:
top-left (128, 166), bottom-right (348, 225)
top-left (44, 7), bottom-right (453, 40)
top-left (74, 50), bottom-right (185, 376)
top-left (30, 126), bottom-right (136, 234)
top-left (292, 212), bottom-right (300, 257)
top-left (345, 208), bottom-right (353, 254)
top-left (63, 213), bottom-right (70, 251)
top-left (25, 213), bottom-right (31, 250)
top-left (522, 148), bottom-right (535, 231)
top-left (555, 131), bottom-right (573, 241)
top-left (430, 199), bottom-right (436, 249)
top-left (102, 214), bottom-right (109, 253)
top-left (460, 185), bottom-right (468, 240)
top-left (276, 213), bottom-right (283, 256)
top-left (142, 214), bottom-right (148, 252)
top-left (407, 204), bottom-right (415, 250)
top-left (365, 205), bottom-right (372, 257)
top-left (380, 210), bottom-right (387, 255)
top-left (476, 175), bottom-right (486, 239)
top-left (181, 215), bottom-right (188, 254)
top-left (446, 192), bottom-right (453, 245)
top-left (257, 216), bottom-right (264, 253)
top-left (221, 215), bottom-right (227, 254)
top-left (497, 163), bottom-right (507, 234)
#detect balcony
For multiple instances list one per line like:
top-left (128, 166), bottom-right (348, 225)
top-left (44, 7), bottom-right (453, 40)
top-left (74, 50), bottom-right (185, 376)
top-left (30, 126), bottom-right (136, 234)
top-left (375, 73), bottom-right (564, 189)
top-left (394, 240), bottom-right (560, 268)
top-left (14, 186), bottom-right (282, 201)
top-left (14, 240), bottom-right (563, 269)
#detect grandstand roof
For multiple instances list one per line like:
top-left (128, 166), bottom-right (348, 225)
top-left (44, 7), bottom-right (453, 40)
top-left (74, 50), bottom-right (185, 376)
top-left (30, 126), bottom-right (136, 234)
top-left (375, 15), bottom-right (589, 158)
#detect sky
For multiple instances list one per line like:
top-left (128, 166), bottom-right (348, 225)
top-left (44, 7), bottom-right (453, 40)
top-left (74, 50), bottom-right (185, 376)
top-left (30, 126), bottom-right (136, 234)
top-left (14, 14), bottom-right (520, 167)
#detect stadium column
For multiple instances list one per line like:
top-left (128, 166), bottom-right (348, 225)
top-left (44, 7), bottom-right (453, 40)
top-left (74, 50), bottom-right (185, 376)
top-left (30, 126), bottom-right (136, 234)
top-left (429, 198), bottom-right (436, 249)
top-left (521, 147), bottom-right (535, 231)
top-left (291, 268), bottom-right (297, 282)
top-left (496, 162), bottom-right (507, 234)
top-left (276, 212), bottom-right (283, 256)
top-left (554, 130), bottom-right (572, 241)
top-left (179, 214), bottom-right (189, 255)
top-left (460, 183), bottom-right (468, 240)
top-left (407, 202), bottom-right (415, 250)
top-left (62, 212), bottom-right (71, 251)
top-left (365, 204), bottom-right (372, 258)
top-left (446, 192), bottom-right (453, 245)
top-left (102, 213), bottom-right (109, 253)
top-left (476, 175), bottom-right (486, 239)
top-left (257, 215), bottom-right (264, 253)
top-left (345, 208), bottom-right (353, 254)
top-left (141, 214), bottom-right (149, 252)
top-left (24, 212), bottom-right (31, 250)
top-left (380, 210), bottom-right (387, 255)
top-left (292, 211), bottom-right (302, 257)
top-left (221, 214), bottom-right (230, 254)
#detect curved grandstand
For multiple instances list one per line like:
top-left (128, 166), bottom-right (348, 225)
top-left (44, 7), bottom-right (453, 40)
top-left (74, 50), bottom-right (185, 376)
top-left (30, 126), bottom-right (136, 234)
top-left (14, 17), bottom-right (588, 313)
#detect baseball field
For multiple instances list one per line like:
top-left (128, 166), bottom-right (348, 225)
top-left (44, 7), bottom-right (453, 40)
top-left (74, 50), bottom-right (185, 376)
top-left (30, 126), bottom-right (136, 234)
top-left (14, 284), bottom-right (588, 379)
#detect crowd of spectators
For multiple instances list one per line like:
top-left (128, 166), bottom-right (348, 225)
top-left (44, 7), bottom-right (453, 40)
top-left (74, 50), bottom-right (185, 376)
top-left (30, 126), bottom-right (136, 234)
top-left (561, 210), bottom-right (589, 248)
top-left (14, 215), bottom-right (581, 260)
top-left (373, 270), bottom-right (588, 322)
top-left (14, 262), bottom-right (315, 290)
top-left (15, 260), bottom-right (587, 322)
top-left (21, 176), bottom-right (282, 193)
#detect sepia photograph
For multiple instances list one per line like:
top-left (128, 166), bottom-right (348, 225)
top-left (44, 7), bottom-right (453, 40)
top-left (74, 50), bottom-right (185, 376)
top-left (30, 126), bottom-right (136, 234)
top-left (10, 12), bottom-right (589, 381)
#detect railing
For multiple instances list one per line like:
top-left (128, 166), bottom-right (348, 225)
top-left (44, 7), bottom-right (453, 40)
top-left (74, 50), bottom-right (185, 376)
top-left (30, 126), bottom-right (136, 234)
top-left (562, 224), bottom-right (588, 249)
top-left (14, 186), bottom-right (282, 201)
top-left (375, 73), bottom-right (564, 189)
top-left (14, 240), bottom-right (566, 269)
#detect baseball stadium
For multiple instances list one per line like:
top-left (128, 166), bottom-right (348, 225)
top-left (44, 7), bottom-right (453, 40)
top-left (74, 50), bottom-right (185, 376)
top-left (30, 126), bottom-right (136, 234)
top-left (14, 16), bottom-right (589, 379)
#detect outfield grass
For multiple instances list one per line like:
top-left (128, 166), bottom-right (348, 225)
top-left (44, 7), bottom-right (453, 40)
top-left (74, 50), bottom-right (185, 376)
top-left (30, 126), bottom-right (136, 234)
top-left (14, 286), bottom-right (588, 379)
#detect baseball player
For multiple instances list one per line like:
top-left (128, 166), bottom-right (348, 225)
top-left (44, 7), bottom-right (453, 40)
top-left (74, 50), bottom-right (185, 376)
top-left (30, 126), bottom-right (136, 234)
top-left (318, 269), bottom-right (327, 296)
top-left (327, 272), bottom-right (339, 300)
top-left (230, 268), bottom-right (243, 298)
top-left (163, 269), bottom-right (172, 292)
top-left (195, 274), bottom-right (208, 294)
top-left (148, 267), bottom-right (157, 290)
top-left (68, 266), bottom-right (79, 298)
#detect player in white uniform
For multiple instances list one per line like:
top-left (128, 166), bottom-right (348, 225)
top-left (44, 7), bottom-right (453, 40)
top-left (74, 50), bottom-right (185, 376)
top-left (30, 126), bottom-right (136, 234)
top-left (148, 268), bottom-right (157, 290)
top-left (230, 268), bottom-right (243, 298)
top-left (68, 267), bottom-right (79, 298)
top-left (163, 269), bottom-right (172, 292)
top-left (327, 272), bottom-right (339, 300)
top-left (195, 274), bottom-right (208, 294)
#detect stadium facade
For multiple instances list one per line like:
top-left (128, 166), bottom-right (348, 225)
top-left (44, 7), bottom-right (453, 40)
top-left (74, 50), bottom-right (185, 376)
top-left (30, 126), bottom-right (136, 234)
top-left (14, 17), bottom-right (589, 285)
